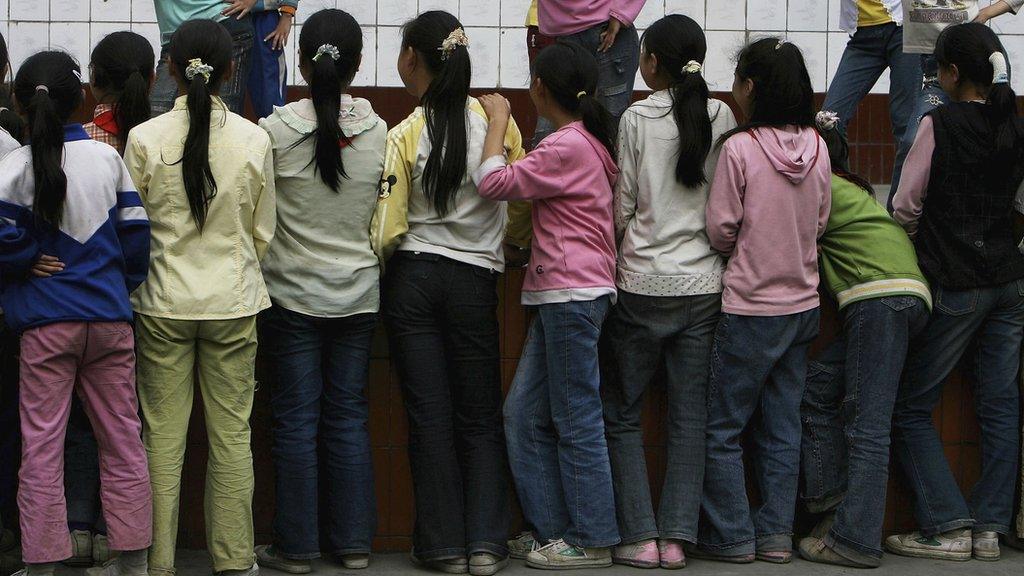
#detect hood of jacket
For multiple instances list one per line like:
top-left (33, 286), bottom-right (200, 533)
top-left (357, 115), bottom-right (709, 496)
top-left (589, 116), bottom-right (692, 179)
top-left (750, 126), bottom-right (823, 185)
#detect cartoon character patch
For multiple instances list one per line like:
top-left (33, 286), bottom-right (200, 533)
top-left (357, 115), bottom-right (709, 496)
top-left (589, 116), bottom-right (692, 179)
top-left (378, 175), bottom-right (397, 199)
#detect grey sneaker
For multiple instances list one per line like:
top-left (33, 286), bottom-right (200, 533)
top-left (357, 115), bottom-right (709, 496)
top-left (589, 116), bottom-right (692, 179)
top-left (339, 553), bottom-right (369, 570)
top-left (66, 531), bottom-right (93, 567)
top-left (507, 532), bottom-right (539, 560)
top-left (468, 553), bottom-right (508, 576)
top-left (798, 536), bottom-right (876, 568)
top-left (409, 551), bottom-right (468, 574)
top-left (216, 563), bottom-right (259, 576)
top-left (526, 540), bottom-right (612, 570)
top-left (884, 529), bottom-right (971, 561)
top-left (93, 534), bottom-right (116, 565)
top-left (85, 551), bottom-right (148, 576)
top-left (973, 531), bottom-right (1000, 561)
top-left (254, 546), bottom-right (309, 575)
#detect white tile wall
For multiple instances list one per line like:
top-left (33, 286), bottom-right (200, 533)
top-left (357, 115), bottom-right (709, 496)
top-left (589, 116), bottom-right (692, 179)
top-left (2, 0), bottom-right (1023, 93)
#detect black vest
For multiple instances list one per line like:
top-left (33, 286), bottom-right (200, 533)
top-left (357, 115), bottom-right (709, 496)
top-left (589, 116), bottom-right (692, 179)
top-left (914, 102), bottom-right (1024, 289)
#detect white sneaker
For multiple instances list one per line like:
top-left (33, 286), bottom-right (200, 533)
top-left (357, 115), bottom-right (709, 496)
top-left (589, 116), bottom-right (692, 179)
top-left (526, 539), bottom-right (612, 570)
top-left (973, 531), bottom-right (1000, 561)
top-left (507, 532), bottom-right (540, 560)
top-left (884, 529), bottom-right (971, 561)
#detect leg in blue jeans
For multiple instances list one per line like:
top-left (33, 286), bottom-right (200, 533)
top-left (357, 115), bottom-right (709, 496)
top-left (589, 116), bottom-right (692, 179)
top-left (64, 398), bottom-right (102, 532)
top-left (893, 282), bottom-right (1024, 536)
top-left (560, 24), bottom-right (639, 123)
top-left (247, 11), bottom-right (287, 119)
top-left (261, 306), bottom-right (378, 558)
top-left (699, 309), bottom-right (819, 556)
top-left (889, 55), bottom-right (947, 210)
top-left (506, 297), bottom-right (618, 548)
top-left (800, 296), bottom-right (929, 562)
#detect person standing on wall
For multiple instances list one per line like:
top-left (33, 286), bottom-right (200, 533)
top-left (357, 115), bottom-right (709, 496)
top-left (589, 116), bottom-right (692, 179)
top-left (823, 0), bottom-right (919, 200)
top-left (150, 0), bottom-right (257, 115)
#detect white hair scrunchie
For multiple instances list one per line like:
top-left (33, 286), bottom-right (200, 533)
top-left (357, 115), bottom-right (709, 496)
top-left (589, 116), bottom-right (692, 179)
top-left (990, 51), bottom-right (1009, 85)
top-left (185, 58), bottom-right (214, 84)
top-left (312, 44), bottom-right (341, 62)
top-left (682, 60), bottom-right (703, 74)
top-left (439, 28), bottom-right (469, 61)
top-left (815, 110), bottom-right (840, 131)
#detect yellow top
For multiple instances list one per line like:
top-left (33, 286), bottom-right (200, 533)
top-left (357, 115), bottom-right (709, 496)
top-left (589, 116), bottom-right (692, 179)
top-left (858, 0), bottom-right (893, 26)
top-left (371, 97), bottom-right (531, 272)
top-left (125, 95), bottom-right (276, 320)
top-left (526, 0), bottom-right (538, 26)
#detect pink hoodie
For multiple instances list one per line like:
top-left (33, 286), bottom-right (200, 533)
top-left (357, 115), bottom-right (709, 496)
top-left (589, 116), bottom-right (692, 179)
top-left (706, 126), bottom-right (831, 316)
top-left (538, 0), bottom-right (647, 36)
top-left (475, 121), bottom-right (618, 304)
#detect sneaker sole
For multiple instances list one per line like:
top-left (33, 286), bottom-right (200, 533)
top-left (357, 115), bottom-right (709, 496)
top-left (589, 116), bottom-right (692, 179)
top-left (611, 557), bottom-right (659, 569)
top-left (756, 552), bottom-right (792, 564)
top-left (884, 544), bottom-right (970, 562)
top-left (63, 557), bottom-right (95, 568)
top-left (974, 550), bottom-right (1000, 562)
top-left (525, 559), bottom-right (613, 570)
top-left (256, 560), bottom-right (311, 574)
top-left (660, 561), bottom-right (686, 570)
top-left (469, 558), bottom-right (509, 576)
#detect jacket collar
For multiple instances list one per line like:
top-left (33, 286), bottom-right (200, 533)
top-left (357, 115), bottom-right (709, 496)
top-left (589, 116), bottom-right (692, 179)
top-left (64, 124), bottom-right (90, 142)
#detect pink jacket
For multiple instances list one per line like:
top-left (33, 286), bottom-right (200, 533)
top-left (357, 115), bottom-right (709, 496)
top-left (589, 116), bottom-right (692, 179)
top-left (475, 121), bottom-right (618, 302)
top-left (538, 0), bottom-right (647, 36)
top-left (706, 126), bottom-right (832, 316)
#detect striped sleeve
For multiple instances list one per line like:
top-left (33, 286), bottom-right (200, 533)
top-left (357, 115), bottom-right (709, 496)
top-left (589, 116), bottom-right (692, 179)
top-left (370, 113), bottom-right (421, 263)
top-left (0, 153), bottom-right (40, 274)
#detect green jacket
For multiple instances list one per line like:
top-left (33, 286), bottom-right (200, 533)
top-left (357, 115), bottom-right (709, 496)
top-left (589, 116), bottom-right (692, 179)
top-left (820, 175), bottom-right (931, 311)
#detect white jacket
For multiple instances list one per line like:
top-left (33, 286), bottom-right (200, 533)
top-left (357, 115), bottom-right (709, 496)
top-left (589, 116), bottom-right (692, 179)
top-left (614, 92), bottom-right (737, 297)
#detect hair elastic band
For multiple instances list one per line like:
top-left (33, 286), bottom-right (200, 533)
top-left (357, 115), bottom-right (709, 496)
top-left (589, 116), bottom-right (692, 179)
top-left (990, 51), bottom-right (1009, 85)
top-left (576, 90), bottom-right (587, 99)
top-left (775, 40), bottom-right (785, 50)
top-left (184, 58), bottom-right (214, 83)
top-left (439, 28), bottom-right (469, 61)
top-left (815, 110), bottom-right (840, 132)
top-left (682, 60), bottom-right (702, 74)
top-left (71, 69), bottom-right (82, 82)
top-left (35, 85), bottom-right (49, 94)
top-left (312, 44), bottom-right (341, 62)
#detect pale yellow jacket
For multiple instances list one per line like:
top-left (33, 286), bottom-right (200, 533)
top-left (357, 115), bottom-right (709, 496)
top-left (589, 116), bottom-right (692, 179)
top-left (125, 96), bottom-right (276, 320)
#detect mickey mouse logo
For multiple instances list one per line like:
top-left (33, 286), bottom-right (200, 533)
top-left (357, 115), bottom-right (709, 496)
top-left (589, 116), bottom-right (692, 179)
top-left (378, 175), bottom-right (397, 199)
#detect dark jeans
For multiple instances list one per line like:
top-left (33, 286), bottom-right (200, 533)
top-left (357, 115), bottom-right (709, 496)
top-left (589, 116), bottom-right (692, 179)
top-left (382, 252), bottom-right (509, 560)
top-left (602, 291), bottom-right (720, 544)
top-left (800, 296), bottom-right (929, 562)
top-left (889, 55), bottom-right (947, 211)
top-left (505, 296), bottom-right (619, 548)
top-left (0, 319), bottom-right (19, 531)
top-left (260, 306), bottom-right (378, 558)
top-left (698, 309), bottom-right (820, 555)
top-left (893, 281), bottom-right (1024, 536)
top-left (823, 23), bottom-right (920, 191)
top-left (532, 21), bottom-right (640, 148)
top-left (151, 17), bottom-right (254, 116)
top-left (64, 397), bottom-right (104, 533)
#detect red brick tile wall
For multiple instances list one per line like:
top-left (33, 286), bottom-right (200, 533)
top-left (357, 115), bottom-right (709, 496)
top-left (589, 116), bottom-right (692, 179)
top-left (69, 89), bottom-right (990, 551)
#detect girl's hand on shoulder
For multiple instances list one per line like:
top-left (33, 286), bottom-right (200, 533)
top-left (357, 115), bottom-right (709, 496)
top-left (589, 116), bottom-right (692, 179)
top-left (479, 93), bottom-right (512, 125)
top-left (31, 254), bottom-right (64, 278)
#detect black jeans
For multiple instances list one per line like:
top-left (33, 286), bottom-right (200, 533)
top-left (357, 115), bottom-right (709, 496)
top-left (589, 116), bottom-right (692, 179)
top-left (382, 252), bottom-right (509, 560)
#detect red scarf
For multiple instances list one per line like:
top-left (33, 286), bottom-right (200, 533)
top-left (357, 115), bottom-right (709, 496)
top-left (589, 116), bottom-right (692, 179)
top-left (93, 108), bottom-right (119, 136)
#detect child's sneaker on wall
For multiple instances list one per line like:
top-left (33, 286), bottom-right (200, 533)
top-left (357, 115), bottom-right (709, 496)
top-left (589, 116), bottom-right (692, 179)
top-left (468, 552), bottom-right (508, 576)
top-left (507, 532), bottom-right (539, 560)
top-left (657, 540), bottom-right (685, 570)
top-left (526, 540), bottom-right (612, 570)
top-left (884, 529), bottom-right (971, 561)
top-left (973, 531), bottom-right (1000, 561)
top-left (611, 539), bottom-right (659, 569)
top-left (65, 531), bottom-right (93, 567)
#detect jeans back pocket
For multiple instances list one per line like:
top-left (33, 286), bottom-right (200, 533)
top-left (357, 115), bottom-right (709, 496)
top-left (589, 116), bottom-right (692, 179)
top-left (934, 286), bottom-right (978, 316)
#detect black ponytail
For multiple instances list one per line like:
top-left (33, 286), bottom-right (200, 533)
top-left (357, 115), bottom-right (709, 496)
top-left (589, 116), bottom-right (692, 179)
top-left (168, 20), bottom-right (232, 229)
top-left (402, 11), bottom-right (471, 216)
top-left (641, 15), bottom-right (711, 187)
top-left (90, 31), bottom-right (155, 150)
top-left (13, 51), bottom-right (84, 228)
top-left (532, 41), bottom-right (615, 157)
top-left (0, 31), bottom-right (24, 142)
top-left (717, 37), bottom-right (815, 147)
top-left (935, 22), bottom-right (1022, 160)
top-left (299, 9), bottom-right (362, 192)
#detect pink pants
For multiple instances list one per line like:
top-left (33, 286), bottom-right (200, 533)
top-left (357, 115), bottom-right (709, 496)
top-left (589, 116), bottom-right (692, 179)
top-left (18, 321), bottom-right (152, 563)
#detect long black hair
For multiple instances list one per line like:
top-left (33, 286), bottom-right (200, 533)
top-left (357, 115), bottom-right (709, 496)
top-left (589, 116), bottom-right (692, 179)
top-left (935, 22), bottom-right (1021, 160)
top-left (532, 41), bottom-right (615, 157)
top-left (402, 11), bottom-right (471, 216)
top-left (299, 9), bottom-right (362, 192)
top-left (641, 15), bottom-right (711, 187)
top-left (717, 37), bottom-right (815, 147)
top-left (13, 51), bottom-right (84, 228)
top-left (0, 31), bottom-right (24, 143)
top-left (90, 31), bottom-right (155, 149)
top-left (168, 19), bottom-right (232, 229)
top-left (816, 113), bottom-right (874, 195)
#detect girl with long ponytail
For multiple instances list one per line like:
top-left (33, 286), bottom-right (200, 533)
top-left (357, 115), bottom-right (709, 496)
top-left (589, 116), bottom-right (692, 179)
top-left (473, 40), bottom-right (621, 570)
top-left (85, 31), bottom-right (155, 155)
top-left (370, 10), bottom-right (528, 575)
top-left (599, 15), bottom-right (737, 570)
top-left (123, 19), bottom-right (275, 576)
top-left (254, 9), bottom-right (384, 572)
top-left (886, 22), bottom-right (1024, 563)
top-left (0, 50), bottom-right (152, 576)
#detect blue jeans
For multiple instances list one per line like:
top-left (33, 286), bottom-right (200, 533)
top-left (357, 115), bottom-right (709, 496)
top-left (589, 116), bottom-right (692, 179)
top-left (602, 292), bottom-right (720, 544)
top-left (698, 309), bottom-right (820, 555)
top-left (151, 17), bottom-right (254, 116)
top-left (800, 296), bottom-right (929, 562)
top-left (247, 11), bottom-right (287, 119)
top-left (822, 23), bottom-right (920, 191)
top-left (532, 22), bottom-right (639, 149)
top-left (64, 397), bottom-right (105, 533)
top-left (888, 55), bottom-right (948, 211)
top-left (893, 281), bottom-right (1024, 536)
top-left (259, 306), bottom-right (378, 558)
top-left (505, 297), bottom-right (619, 548)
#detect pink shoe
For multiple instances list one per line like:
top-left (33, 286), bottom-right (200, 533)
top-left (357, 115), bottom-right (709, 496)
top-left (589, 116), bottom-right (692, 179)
top-left (612, 539), bottom-right (660, 569)
top-left (658, 540), bottom-right (686, 569)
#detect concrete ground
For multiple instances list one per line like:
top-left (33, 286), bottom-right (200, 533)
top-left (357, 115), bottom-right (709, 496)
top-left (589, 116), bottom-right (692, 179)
top-left (55, 547), bottom-right (1024, 576)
